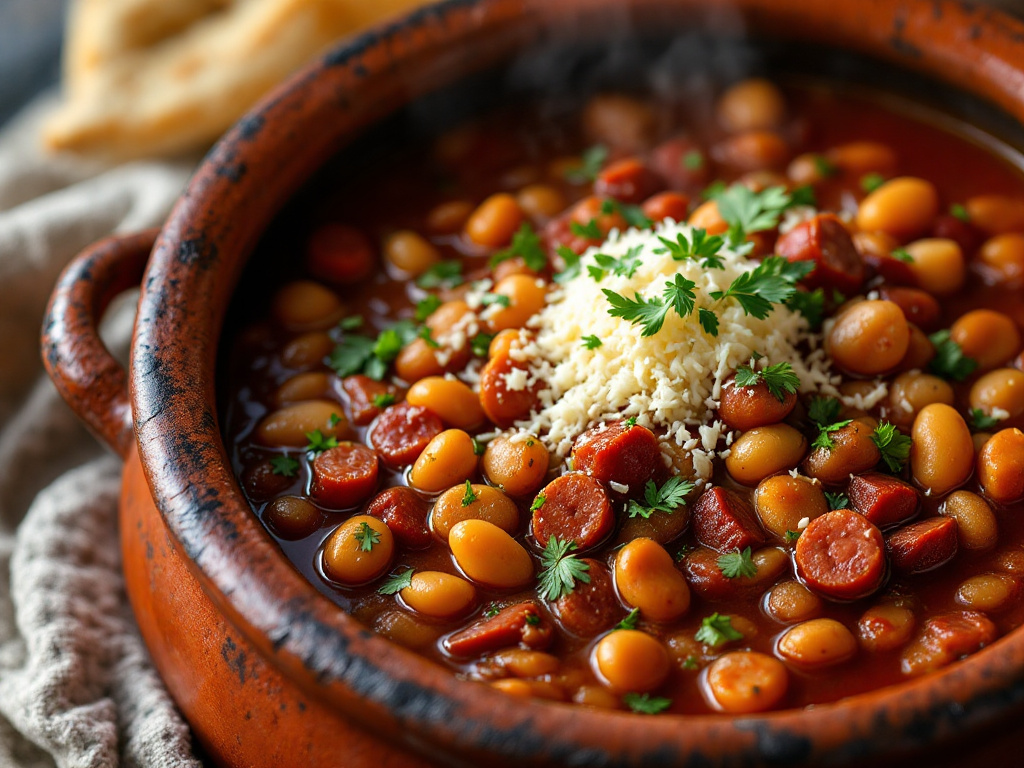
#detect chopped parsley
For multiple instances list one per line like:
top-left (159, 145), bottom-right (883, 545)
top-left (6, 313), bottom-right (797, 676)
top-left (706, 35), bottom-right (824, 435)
top-left (569, 218), bottom-right (603, 239)
top-left (530, 494), bottom-right (546, 512)
top-left (416, 260), bottom-right (463, 289)
top-left (461, 480), bottom-right (478, 507)
top-left (734, 361), bottom-right (800, 402)
top-left (627, 476), bottom-right (694, 519)
top-left (601, 198), bottom-right (653, 230)
top-left (470, 332), bottom-right (494, 358)
top-left (484, 603), bottom-right (500, 618)
top-left (480, 292), bottom-right (511, 308)
top-left (807, 396), bottom-right (842, 427)
top-left (928, 330), bottom-right (978, 381)
top-left (581, 334), bottom-right (603, 350)
top-left (420, 324), bottom-right (443, 349)
top-left (695, 613), bottom-right (744, 647)
top-left (653, 228), bottom-right (725, 269)
top-left (708, 256), bottom-right (813, 320)
top-left (588, 245), bottom-right (644, 281)
top-left (537, 536), bottom-right (591, 601)
top-left (565, 144), bottom-right (608, 184)
top-left (811, 419), bottom-right (853, 451)
top-left (891, 247), bottom-right (914, 263)
top-left (825, 491), bottom-right (851, 510)
top-left (786, 287), bottom-right (826, 330)
top-left (471, 437), bottom-right (486, 456)
top-left (861, 172), bottom-right (885, 193)
top-left (949, 203), bottom-right (970, 222)
top-left (812, 154), bottom-right (838, 178)
top-left (270, 455), bottom-right (299, 477)
top-left (969, 408), bottom-right (1003, 432)
top-left (683, 150), bottom-right (704, 170)
top-left (328, 412), bottom-right (342, 427)
top-left (682, 655), bottom-right (699, 670)
top-left (717, 547), bottom-right (757, 579)
top-left (615, 608), bottom-right (641, 631)
top-left (305, 429), bottom-right (339, 455)
top-left (698, 308), bottom-right (720, 337)
top-left (784, 529), bottom-right (802, 543)
top-left (623, 693), bottom-right (672, 715)
top-left (353, 521), bottom-right (381, 552)
top-left (490, 222), bottom-right (547, 271)
top-left (339, 315), bottom-right (363, 331)
top-left (524, 613), bottom-right (541, 626)
top-left (414, 295), bottom-right (442, 322)
top-left (328, 320), bottom-right (419, 380)
top-left (378, 568), bottom-right (414, 595)
top-left (713, 184), bottom-right (797, 251)
top-left (624, 416), bottom-right (638, 427)
top-left (872, 422), bottom-right (912, 472)
top-left (372, 393), bottom-right (396, 408)
top-left (603, 274), bottom-right (697, 337)
top-left (553, 245), bottom-right (582, 284)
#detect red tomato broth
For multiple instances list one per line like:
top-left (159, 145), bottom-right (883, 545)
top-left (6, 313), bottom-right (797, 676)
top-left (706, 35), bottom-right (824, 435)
top-left (221, 81), bottom-right (1024, 716)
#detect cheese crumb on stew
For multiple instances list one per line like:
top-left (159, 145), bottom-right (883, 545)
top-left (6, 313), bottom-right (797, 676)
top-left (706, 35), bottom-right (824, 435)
top-left (514, 220), bottom-right (839, 477)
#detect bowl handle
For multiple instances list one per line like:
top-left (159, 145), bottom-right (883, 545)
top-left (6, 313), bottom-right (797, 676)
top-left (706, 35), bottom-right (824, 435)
top-left (41, 229), bottom-right (158, 459)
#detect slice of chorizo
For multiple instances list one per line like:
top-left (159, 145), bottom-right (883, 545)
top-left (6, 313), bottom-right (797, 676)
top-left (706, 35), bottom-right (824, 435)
top-left (478, 352), bottom-right (541, 429)
top-left (365, 487), bottom-right (432, 550)
top-left (847, 473), bottom-right (919, 529)
top-left (571, 421), bottom-right (662, 494)
top-left (310, 443), bottom-right (379, 509)
top-left (368, 402), bottom-right (443, 467)
top-left (795, 509), bottom-right (885, 601)
top-left (691, 486), bottom-right (765, 553)
top-left (886, 517), bottom-right (958, 575)
top-left (342, 374), bottom-right (398, 426)
top-left (444, 602), bottom-right (553, 658)
top-left (901, 611), bottom-right (998, 677)
top-left (531, 474), bottom-right (614, 551)
top-left (552, 560), bottom-right (623, 638)
top-left (776, 213), bottom-right (865, 296)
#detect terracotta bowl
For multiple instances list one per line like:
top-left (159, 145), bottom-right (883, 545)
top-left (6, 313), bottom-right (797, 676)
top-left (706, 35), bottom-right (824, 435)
top-left (41, 1), bottom-right (1024, 766)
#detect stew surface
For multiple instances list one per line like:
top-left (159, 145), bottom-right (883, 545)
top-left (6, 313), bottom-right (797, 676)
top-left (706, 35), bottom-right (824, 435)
top-left (222, 79), bottom-right (1024, 715)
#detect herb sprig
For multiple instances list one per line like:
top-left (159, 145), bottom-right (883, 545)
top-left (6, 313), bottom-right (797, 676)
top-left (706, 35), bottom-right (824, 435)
top-left (537, 536), bottom-right (591, 601)
top-left (627, 476), bottom-right (695, 519)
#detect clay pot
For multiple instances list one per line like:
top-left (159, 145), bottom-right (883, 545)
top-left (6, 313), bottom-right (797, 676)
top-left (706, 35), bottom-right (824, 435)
top-left (41, 1), bottom-right (1024, 766)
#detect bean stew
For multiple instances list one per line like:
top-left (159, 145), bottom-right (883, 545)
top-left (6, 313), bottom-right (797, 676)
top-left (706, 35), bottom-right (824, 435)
top-left (222, 78), bottom-right (1024, 716)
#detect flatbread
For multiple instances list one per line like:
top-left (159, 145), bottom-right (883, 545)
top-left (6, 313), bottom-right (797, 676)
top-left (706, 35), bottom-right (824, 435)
top-left (45, 0), bottom-right (427, 160)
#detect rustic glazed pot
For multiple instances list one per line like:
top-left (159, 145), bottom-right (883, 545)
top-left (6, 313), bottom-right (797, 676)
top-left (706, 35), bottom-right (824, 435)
top-left (41, 1), bottom-right (1024, 766)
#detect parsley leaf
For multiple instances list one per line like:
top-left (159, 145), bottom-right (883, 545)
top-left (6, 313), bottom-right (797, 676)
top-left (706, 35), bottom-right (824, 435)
top-left (565, 144), bottom-right (608, 184)
top-left (328, 412), bottom-right (342, 427)
top-left (812, 419), bottom-right (852, 451)
top-left (530, 494), bottom-right (546, 512)
top-left (305, 430), bottom-right (339, 455)
top-left (695, 613), bottom-right (744, 647)
top-left (928, 330), bottom-right (978, 381)
top-left (537, 536), bottom-right (591, 601)
top-left (581, 334), bottom-right (603, 350)
top-left (825, 491), bottom-right (851, 510)
top-left (950, 203), bottom-right (970, 222)
top-left (601, 199), bottom-right (653, 230)
top-left (891, 247), bottom-right (914, 263)
top-left (623, 693), bottom-right (672, 715)
top-left (270, 455), bottom-right (299, 477)
top-left (861, 172), bottom-right (885, 193)
top-left (471, 437), bottom-right (486, 456)
top-left (653, 228), bottom-right (725, 269)
top-left (339, 315), bottom-right (363, 331)
top-left (615, 608), bottom-right (641, 630)
top-left (709, 256), bottom-right (812, 320)
top-left (470, 332), bottom-right (494, 358)
top-left (589, 245), bottom-right (644, 281)
top-left (786, 287), bottom-right (826, 330)
top-left (872, 422), bottom-right (912, 472)
top-left (698, 308), bottom-right (720, 337)
top-left (624, 416), bottom-right (637, 428)
top-left (682, 655), bottom-right (699, 670)
top-left (714, 184), bottom-right (794, 249)
top-left (414, 295), bottom-right (442, 322)
top-left (784, 529), bottom-right (802, 543)
top-left (553, 245), bottom-right (582, 284)
top-left (480, 293), bottom-right (511, 308)
top-left (734, 361), bottom-right (800, 402)
top-left (373, 393), bottom-right (396, 408)
top-left (461, 480), bottom-right (478, 507)
top-left (813, 154), bottom-right (838, 178)
top-left (416, 260), bottom-right (463, 289)
top-left (627, 476), bottom-right (694, 519)
top-left (328, 335), bottom-right (376, 377)
top-left (969, 408), bottom-right (1003, 432)
top-left (717, 547), bottom-right (757, 579)
top-left (663, 274), bottom-right (697, 318)
top-left (490, 222), bottom-right (547, 271)
top-left (683, 150), bottom-right (704, 170)
top-left (570, 219), bottom-right (603, 239)
top-left (378, 568), bottom-right (414, 595)
top-left (807, 396), bottom-right (841, 427)
top-left (353, 521), bottom-right (381, 552)
top-left (603, 289), bottom-right (671, 337)
top-left (484, 603), bottom-right (500, 618)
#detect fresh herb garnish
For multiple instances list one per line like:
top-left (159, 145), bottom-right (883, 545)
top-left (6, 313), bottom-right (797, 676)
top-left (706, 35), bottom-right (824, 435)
top-left (811, 419), bottom-right (853, 451)
top-left (416, 259), bottom-right (463, 289)
top-left (305, 429), bottom-right (339, 455)
top-left (714, 184), bottom-right (796, 251)
top-left (570, 219), bottom-right (604, 240)
top-left (872, 422), bottom-right (912, 472)
top-left (683, 150), bottom-right (704, 170)
top-left (353, 521), bottom-right (381, 552)
top-left (553, 245), bottom-right (582, 284)
top-left (950, 203), bottom-right (970, 222)
top-left (270, 455), bottom-right (299, 477)
top-left (601, 198), bottom-right (653, 230)
top-left (603, 273), bottom-right (697, 337)
top-left (786, 287), bottom-right (826, 330)
top-left (891, 247), bottom-right (914, 264)
top-left (615, 608), bottom-right (641, 631)
top-left (484, 603), bottom-right (500, 618)
top-left (695, 613), bottom-right (744, 647)
top-left (490, 222), bottom-right (547, 271)
top-left (623, 693), bottom-right (672, 715)
top-left (784, 529), bottom-right (802, 543)
top-left (861, 172), bottom-right (885, 193)
top-left (461, 480), bottom-right (478, 507)
top-left (480, 293), bottom-right (511, 308)
top-left (734, 361), bottom-right (800, 402)
top-left (581, 334), bottom-right (603, 350)
top-left (627, 476), bottom-right (694, 519)
top-left (653, 228), bottom-right (725, 269)
top-left (328, 412), bottom-right (342, 428)
top-left (328, 320), bottom-right (419, 380)
top-left (373, 393), bottom-right (396, 408)
top-left (717, 547), bottom-right (757, 579)
top-left (537, 536), bottom-right (591, 601)
top-left (530, 494), bottom-right (546, 512)
top-left (928, 330), bottom-right (978, 381)
top-left (709, 256), bottom-right (813, 320)
top-left (698, 308), bottom-right (720, 337)
top-left (339, 315), bottom-right (363, 331)
top-left (565, 144), bottom-right (608, 184)
top-left (414, 295), bottom-right (442, 322)
top-left (471, 437), bottom-right (486, 456)
top-left (682, 655), bottom-right (699, 670)
top-left (470, 332), bottom-right (495, 358)
top-left (812, 154), bottom-right (838, 178)
top-left (969, 408), bottom-right (1003, 432)
top-left (825, 491), bottom-right (851, 510)
top-left (588, 245), bottom-right (644, 281)
top-left (807, 396), bottom-right (842, 427)
top-left (378, 568), bottom-right (414, 595)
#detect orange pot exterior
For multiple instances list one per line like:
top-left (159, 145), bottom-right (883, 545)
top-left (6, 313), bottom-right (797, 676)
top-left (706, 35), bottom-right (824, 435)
top-left (42, 1), bottom-right (1024, 766)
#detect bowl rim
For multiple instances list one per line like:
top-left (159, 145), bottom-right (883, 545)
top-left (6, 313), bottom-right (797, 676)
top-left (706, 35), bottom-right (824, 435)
top-left (131, 0), bottom-right (1024, 763)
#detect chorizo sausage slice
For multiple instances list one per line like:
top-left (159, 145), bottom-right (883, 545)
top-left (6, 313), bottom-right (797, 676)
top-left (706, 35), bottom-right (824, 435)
top-left (365, 487), bottom-right (432, 550)
top-left (531, 474), bottom-right (614, 551)
top-left (310, 443), bottom-right (379, 509)
top-left (478, 352), bottom-right (541, 429)
top-left (848, 473), bottom-right (919, 529)
top-left (552, 560), bottom-right (623, 638)
top-left (593, 157), bottom-right (662, 204)
top-left (368, 403), bottom-right (443, 467)
top-left (886, 517), bottom-right (958, 574)
top-left (901, 611), bottom-right (997, 677)
top-left (776, 213), bottom-right (865, 296)
top-left (342, 374), bottom-right (398, 426)
top-left (692, 486), bottom-right (765, 553)
top-left (571, 421), bottom-right (662, 494)
top-left (444, 602), bottom-right (553, 658)
top-left (795, 509), bottom-right (885, 601)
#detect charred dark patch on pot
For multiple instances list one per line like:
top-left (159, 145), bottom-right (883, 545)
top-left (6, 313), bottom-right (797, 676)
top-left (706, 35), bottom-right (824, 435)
top-left (178, 234), bottom-right (219, 269)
